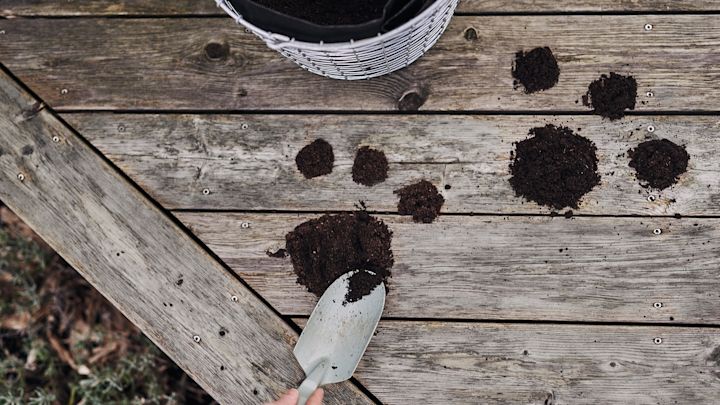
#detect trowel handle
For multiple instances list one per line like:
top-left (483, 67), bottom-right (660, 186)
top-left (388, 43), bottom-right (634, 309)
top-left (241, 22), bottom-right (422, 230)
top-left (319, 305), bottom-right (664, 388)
top-left (297, 364), bottom-right (325, 405)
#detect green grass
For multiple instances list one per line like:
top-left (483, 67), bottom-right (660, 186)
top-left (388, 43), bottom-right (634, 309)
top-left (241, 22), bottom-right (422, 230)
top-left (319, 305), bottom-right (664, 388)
top-left (0, 212), bottom-right (215, 405)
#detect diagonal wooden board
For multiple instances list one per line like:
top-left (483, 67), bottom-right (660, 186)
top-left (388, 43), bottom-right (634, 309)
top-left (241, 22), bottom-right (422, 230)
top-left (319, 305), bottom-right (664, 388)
top-left (0, 70), bottom-right (372, 404)
top-left (65, 113), bottom-right (720, 215)
top-left (1, 16), bottom-right (719, 111)
top-left (3, 0), bottom-right (719, 16)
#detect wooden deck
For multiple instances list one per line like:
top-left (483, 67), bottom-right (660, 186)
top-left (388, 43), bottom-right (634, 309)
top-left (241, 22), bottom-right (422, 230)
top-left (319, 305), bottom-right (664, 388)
top-left (2, 1), bottom-right (720, 404)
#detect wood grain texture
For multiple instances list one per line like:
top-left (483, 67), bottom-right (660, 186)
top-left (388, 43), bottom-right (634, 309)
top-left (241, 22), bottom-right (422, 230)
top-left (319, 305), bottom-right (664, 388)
top-left (1, 16), bottom-right (719, 111)
top-left (178, 212), bottom-right (720, 323)
top-left (294, 320), bottom-right (720, 405)
top-left (66, 113), bottom-right (720, 215)
top-left (4, 0), bottom-right (719, 16)
top-left (0, 71), bottom-right (371, 404)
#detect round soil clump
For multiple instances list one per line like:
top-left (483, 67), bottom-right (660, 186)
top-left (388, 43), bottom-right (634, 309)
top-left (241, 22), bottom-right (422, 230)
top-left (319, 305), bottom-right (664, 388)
top-left (285, 211), bottom-right (393, 298)
top-left (254, 0), bottom-right (387, 26)
top-left (395, 180), bottom-right (445, 223)
top-left (296, 139), bottom-right (334, 179)
top-left (510, 125), bottom-right (601, 209)
top-left (584, 73), bottom-right (637, 120)
top-left (512, 47), bottom-right (560, 94)
top-left (628, 139), bottom-right (689, 190)
top-left (352, 146), bottom-right (389, 186)
top-left (345, 270), bottom-right (385, 304)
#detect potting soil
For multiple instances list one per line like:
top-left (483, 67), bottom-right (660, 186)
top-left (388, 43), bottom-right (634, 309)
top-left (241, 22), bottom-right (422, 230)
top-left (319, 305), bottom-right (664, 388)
top-left (352, 146), bottom-right (389, 186)
top-left (584, 73), bottom-right (638, 120)
top-left (512, 47), bottom-right (560, 93)
top-left (628, 139), bottom-right (689, 190)
top-left (395, 180), bottom-right (444, 223)
top-left (296, 139), bottom-right (334, 179)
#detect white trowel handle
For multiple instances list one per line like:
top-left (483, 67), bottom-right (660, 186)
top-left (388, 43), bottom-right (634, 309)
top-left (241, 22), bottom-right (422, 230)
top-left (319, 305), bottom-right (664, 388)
top-left (297, 364), bottom-right (325, 405)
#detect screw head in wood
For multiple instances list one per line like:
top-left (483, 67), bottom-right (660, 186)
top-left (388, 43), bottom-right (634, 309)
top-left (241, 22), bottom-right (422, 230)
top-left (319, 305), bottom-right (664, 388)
top-left (644, 23), bottom-right (653, 31)
top-left (647, 125), bottom-right (655, 133)
top-left (193, 335), bottom-right (201, 343)
top-left (241, 123), bottom-right (249, 130)
top-left (647, 195), bottom-right (656, 202)
top-left (646, 91), bottom-right (654, 98)
top-left (241, 222), bottom-right (250, 229)
top-left (16, 173), bottom-right (25, 182)
top-left (52, 136), bottom-right (60, 143)
top-left (60, 88), bottom-right (68, 95)
top-left (653, 302), bottom-right (663, 308)
top-left (231, 295), bottom-right (239, 302)
top-left (202, 188), bottom-right (211, 195)
top-left (653, 337), bottom-right (662, 344)
top-left (118, 124), bottom-right (126, 132)
top-left (0, 30), bottom-right (5, 35)
top-left (653, 228), bottom-right (662, 235)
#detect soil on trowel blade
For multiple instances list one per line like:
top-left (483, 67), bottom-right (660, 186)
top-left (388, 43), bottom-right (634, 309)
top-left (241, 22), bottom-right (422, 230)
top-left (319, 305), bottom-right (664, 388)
top-left (285, 211), bottom-right (393, 298)
top-left (628, 139), bottom-right (689, 190)
top-left (345, 270), bottom-right (385, 304)
top-left (510, 125), bottom-right (601, 209)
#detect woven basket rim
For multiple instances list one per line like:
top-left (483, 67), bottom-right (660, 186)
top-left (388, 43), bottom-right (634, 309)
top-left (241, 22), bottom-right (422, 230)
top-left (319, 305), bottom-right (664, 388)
top-left (217, 0), bottom-right (454, 50)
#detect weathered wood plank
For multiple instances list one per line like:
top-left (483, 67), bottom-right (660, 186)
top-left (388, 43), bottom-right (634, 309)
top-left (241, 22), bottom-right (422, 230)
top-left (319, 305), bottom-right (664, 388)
top-left (179, 212), bottom-right (720, 323)
top-left (66, 114), bottom-right (720, 215)
top-left (4, 0), bottom-right (719, 16)
top-left (1, 16), bottom-right (719, 111)
top-left (294, 320), bottom-right (720, 405)
top-left (0, 72), bottom-right (371, 404)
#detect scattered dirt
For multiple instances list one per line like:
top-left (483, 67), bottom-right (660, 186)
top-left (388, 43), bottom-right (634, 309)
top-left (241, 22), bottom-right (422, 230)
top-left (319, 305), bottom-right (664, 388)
top-left (296, 139), bottom-right (334, 179)
top-left (352, 146), bottom-right (389, 186)
top-left (584, 73), bottom-right (638, 120)
top-left (254, 0), bottom-right (388, 25)
top-left (285, 211), bottom-right (393, 297)
top-left (394, 180), bottom-right (445, 223)
top-left (628, 139), bottom-right (689, 190)
top-left (512, 47), bottom-right (560, 93)
top-left (266, 248), bottom-right (287, 258)
top-left (345, 270), bottom-right (385, 304)
top-left (510, 125), bottom-right (601, 209)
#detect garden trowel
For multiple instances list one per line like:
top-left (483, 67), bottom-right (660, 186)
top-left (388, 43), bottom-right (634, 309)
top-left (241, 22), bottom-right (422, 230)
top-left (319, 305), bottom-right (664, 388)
top-left (293, 270), bottom-right (385, 405)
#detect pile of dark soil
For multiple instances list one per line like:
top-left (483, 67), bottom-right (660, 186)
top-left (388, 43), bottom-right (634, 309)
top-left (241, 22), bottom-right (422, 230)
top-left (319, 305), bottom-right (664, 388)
top-left (285, 211), bottom-right (393, 297)
top-left (296, 139), bottom-right (334, 179)
top-left (628, 139), bottom-right (689, 190)
top-left (512, 47), bottom-right (560, 93)
top-left (510, 125), bottom-right (601, 209)
top-left (345, 270), bottom-right (385, 304)
top-left (254, 0), bottom-right (388, 26)
top-left (584, 73), bottom-right (637, 120)
top-left (352, 146), bottom-right (389, 186)
top-left (395, 180), bottom-right (444, 223)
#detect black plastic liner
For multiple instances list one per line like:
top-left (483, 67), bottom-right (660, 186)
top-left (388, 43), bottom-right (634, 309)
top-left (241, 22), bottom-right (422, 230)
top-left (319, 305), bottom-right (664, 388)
top-left (229, 0), bottom-right (436, 43)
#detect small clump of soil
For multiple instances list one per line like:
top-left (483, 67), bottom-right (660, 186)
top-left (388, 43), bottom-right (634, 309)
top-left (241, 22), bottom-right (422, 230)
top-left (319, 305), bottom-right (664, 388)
top-left (285, 211), bottom-right (393, 297)
top-left (510, 125), bottom-right (601, 209)
top-left (266, 248), bottom-right (287, 258)
top-left (352, 146), bottom-right (389, 186)
top-left (628, 139), bottom-right (689, 190)
top-left (344, 270), bottom-right (385, 304)
top-left (296, 139), bottom-right (334, 179)
top-left (584, 73), bottom-right (638, 120)
top-left (394, 180), bottom-right (445, 223)
top-left (512, 47), bottom-right (560, 94)
top-left (254, 0), bottom-right (388, 26)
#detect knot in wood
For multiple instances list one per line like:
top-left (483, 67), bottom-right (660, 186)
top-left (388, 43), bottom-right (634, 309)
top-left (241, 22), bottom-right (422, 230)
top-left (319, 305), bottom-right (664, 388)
top-left (464, 27), bottom-right (478, 41)
top-left (397, 89), bottom-right (427, 111)
top-left (204, 41), bottom-right (230, 61)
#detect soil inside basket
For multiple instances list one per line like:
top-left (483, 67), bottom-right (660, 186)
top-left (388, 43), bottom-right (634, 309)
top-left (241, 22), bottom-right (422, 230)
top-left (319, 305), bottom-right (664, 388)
top-left (510, 125), bottom-right (601, 209)
top-left (285, 211), bottom-right (393, 299)
top-left (628, 139), bottom-right (689, 190)
top-left (253, 0), bottom-right (389, 25)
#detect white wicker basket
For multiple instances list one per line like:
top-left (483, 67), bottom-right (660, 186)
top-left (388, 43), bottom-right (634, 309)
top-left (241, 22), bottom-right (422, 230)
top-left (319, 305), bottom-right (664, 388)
top-left (216, 0), bottom-right (459, 80)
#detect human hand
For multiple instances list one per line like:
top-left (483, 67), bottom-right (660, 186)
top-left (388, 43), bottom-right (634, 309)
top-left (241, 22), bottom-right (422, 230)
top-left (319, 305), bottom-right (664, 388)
top-left (264, 388), bottom-right (324, 405)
